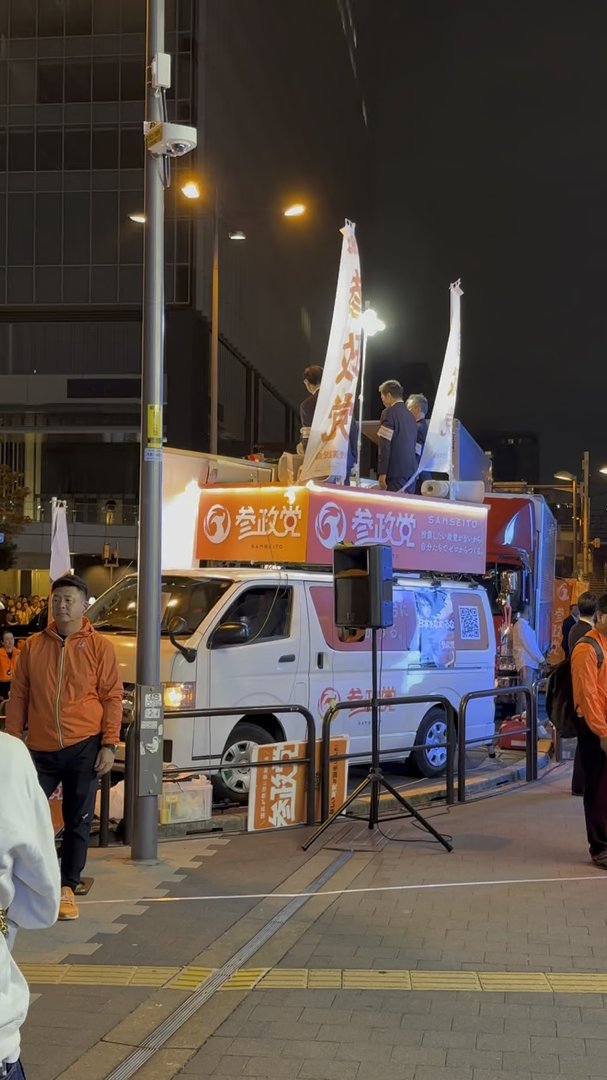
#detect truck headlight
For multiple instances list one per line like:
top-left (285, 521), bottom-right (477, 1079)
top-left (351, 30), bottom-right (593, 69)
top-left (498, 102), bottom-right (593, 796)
top-left (163, 682), bottom-right (195, 710)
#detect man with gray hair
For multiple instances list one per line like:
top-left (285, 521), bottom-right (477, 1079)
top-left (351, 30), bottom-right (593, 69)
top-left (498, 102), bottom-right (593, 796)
top-left (377, 380), bottom-right (417, 491)
top-left (406, 393), bottom-right (429, 464)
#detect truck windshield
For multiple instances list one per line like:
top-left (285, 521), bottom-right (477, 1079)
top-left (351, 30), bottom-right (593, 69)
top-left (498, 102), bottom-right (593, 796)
top-left (87, 575), bottom-right (231, 635)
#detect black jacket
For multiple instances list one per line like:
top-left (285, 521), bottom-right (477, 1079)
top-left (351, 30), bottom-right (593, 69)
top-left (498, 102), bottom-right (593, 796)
top-left (377, 400), bottom-right (417, 482)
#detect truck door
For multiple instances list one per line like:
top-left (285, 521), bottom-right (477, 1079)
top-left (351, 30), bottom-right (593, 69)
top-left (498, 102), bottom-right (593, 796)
top-left (194, 583), bottom-right (302, 759)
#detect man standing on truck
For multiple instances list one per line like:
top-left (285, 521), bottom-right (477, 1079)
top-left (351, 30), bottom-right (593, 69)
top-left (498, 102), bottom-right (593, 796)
top-left (5, 574), bottom-right (123, 922)
top-left (377, 380), bottom-right (417, 492)
top-left (571, 594), bottom-right (607, 867)
top-left (299, 365), bottom-right (323, 452)
top-left (406, 393), bottom-right (430, 464)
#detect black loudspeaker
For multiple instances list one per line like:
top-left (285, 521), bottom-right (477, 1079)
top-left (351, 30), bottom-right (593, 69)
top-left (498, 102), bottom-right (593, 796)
top-left (333, 544), bottom-right (394, 629)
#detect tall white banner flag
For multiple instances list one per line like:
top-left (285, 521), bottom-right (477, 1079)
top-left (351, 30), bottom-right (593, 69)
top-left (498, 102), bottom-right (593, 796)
top-left (300, 220), bottom-right (362, 482)
top-left (50, 498), bottom-right (71, 581)
top-left (415, 280), bottom-right (463, 481)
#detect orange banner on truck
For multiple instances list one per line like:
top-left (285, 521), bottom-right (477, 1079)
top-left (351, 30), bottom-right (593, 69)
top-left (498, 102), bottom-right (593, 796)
top-left (196, 483), bottom-right (488, 575)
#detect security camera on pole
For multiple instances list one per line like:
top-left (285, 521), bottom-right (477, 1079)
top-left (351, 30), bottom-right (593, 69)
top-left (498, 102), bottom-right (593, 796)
top-left (133, 0), bottom-right (196, 861)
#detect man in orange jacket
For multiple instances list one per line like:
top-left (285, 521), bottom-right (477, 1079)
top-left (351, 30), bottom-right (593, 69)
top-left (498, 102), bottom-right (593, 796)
top-left (571, 593), bottom-right (607, 868)
top-left (0, 630), bottom-right (20, 701)
top-left (5, 574), bottom-right (123, 920)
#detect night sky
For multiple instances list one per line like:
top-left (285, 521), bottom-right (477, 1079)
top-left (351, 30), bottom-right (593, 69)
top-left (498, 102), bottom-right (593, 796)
top-left (361, 2), bottom-right (607, 484)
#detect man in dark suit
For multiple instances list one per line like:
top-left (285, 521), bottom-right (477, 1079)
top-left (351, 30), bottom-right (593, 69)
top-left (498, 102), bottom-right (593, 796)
top-left (562, 604), bottom-right (579, 658)
top-left (299, 365), bottom-right (323, 451)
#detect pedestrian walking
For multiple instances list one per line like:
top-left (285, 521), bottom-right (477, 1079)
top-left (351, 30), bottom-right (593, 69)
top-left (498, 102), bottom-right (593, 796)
top-left (0, 731), bottom-right (60, 1079)
top-left (5, 575), bottom-right (123, 921)
top-left (512, 603), bottom-right (545, 721)
top-left (570, 593), bottom-right (607, 867)
top-left (377, 379), bottom-right (417, 492)
top-left (0, 631), bottom-right (20, 701)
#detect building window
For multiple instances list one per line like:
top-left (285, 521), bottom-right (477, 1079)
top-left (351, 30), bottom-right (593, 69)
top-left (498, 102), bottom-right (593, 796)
top-left (65, 0), bottom-right (92, 37)
top-left (38, 1), bottom-right (65, 37)
top-left (120, 128), bottom-right (144, 169)
top-left (37, 129), bottom-right (63, 170)
top-left (93, 61), bottom-right (119, 102)
top-left (92, 128), bottom-right (119, 169)
top-left (37, 62), bottom-right (64, 104)
top-left (64, 128), bottom-right (90, 170)
top-left (9, 130), bottom-right (34, 171)
top-left (120, 60), bottom-right (143, 102)
top-left (9, 60), bottom-right (36, 105)
top-left (10, 0), bottom-right (36, 38)
top-left (65, 61), bottom-right (91, 103)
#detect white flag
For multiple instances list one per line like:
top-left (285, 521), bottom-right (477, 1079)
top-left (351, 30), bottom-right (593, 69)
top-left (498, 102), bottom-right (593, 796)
top-left (416, 280), bottom-right (463, 481)
top-left (50, 498), bottom-right (71, 582)
top-left (299, 220), bottom-right (362, 482)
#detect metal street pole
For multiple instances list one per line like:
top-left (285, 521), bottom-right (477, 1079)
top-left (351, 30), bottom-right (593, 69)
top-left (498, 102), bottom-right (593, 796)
top-left (582, 450), bottom-right (591, 578)
top-left (132, 0), bottom-right (166, 861)
top-left (571, 476), bottom-right (578, 577)
top-left (210, 190), bottom-right (220, 454)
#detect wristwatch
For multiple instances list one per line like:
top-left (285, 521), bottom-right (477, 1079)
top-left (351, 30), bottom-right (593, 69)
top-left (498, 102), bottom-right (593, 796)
top-left (102, 743), bottom-right (119, 754)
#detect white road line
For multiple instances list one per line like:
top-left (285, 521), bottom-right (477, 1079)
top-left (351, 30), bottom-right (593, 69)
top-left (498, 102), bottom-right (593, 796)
top-left (80, 873), bottom-right (607, 906)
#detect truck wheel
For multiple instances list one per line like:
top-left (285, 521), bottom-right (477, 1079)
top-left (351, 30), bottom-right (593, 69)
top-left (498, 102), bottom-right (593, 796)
top-left (411, 709), bottom-right (450, 778)
top-left (213, 722), bottom-right (275, 805)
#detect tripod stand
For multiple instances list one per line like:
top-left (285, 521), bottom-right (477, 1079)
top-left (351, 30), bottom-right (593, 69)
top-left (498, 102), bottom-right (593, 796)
top-left (304, 628), bottom-right (453, 852)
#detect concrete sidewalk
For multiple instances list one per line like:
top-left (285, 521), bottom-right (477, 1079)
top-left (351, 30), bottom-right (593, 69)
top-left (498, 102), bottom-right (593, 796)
top-left (16, 757), bottom-right (607, 1080)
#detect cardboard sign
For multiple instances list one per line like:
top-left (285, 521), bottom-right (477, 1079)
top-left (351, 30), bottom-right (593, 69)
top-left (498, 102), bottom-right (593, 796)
top-left (247, 736), bottom-right (349, 832)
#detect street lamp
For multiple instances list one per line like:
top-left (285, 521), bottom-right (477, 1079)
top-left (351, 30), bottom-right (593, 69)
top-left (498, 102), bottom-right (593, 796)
top-left (179, 182), bottom-right (307, 454)
top-left (354, 305), bottom-right (386, 486)
top-left (554, 470), bottom-right (578, 576)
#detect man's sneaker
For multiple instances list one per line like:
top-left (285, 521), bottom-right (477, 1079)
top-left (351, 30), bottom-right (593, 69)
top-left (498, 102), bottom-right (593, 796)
top-left (591, 853), bottom-right (607, 869)
top-left (59, 886), bottom-right (79, 920)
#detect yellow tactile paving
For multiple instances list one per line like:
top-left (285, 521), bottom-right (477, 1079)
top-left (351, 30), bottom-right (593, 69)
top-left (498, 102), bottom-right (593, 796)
top-left (21, 964), bottom-right (607, 994)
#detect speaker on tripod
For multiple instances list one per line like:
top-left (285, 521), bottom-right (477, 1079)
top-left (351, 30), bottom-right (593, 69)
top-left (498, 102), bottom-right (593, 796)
top-left (333, 543), bottom-right (393, 630)
top-left (304, 542), bottom-right (452, 852)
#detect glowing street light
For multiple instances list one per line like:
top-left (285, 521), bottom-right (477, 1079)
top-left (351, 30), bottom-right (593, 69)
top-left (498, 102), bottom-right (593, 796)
top-left (283, 202), bottom-right (306, 218)
top-left (228, 230), bottom-right (247, 241)
top-left (181, 180), bottom-right (201, 200)
top-left (360, 307), bottom-right (386, 338)
top-left (129, 212), bottom-right (146, 224)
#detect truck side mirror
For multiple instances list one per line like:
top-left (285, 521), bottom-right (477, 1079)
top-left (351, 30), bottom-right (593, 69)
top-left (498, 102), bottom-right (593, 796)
top-left (211, 620), bottom-right (250, 648)
top-left (168, 616), bottom-right (196, 664)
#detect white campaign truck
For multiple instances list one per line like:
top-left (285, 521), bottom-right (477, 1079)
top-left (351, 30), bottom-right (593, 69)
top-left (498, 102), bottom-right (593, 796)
top-left (87, 566), bottom-right (496, 803)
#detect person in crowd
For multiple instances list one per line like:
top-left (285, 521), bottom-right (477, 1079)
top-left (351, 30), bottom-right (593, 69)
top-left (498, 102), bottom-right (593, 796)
top-left (5, 574), bottom-right (123, 922)
top-left (377, 379), bottom-right (417, 492)
top-left (562, 604), bottom-right (579, 658)
top-left (406, 393), bottom-right (430, 464)
top-left (512, 603), bottom-right (546, 719)
top-left (299, 365), bottom-right (323, 452)
top-left (5, 603), bottom-right (18, 627)
top-left (0, 731), bottom-right (60, 1080)
top-left (0, 632), bottom-right (20, 702)
top-left (568, 593), bottom-right (598, 797)
top-left (571, 593), bottom-right (607, 868)
top-left (14, 603), bottom-right (27, 627)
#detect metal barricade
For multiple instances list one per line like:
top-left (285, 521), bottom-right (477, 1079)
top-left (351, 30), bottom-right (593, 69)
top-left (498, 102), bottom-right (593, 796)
top-left (457, 685), bottom-right (537, 803)
top-left (320, 694), bottom-right (458, 820)
top-left (121, 704), bottom-right (317, 839)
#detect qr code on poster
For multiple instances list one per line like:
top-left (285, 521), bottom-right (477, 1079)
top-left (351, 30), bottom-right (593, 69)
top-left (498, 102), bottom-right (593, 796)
top-left (459, 605), bottom-right (481, 641)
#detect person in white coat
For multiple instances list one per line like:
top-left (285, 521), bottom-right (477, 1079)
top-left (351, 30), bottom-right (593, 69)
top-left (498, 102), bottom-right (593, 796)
top-left (512, 603), bottom-right (546, 719)
top-left (0, 732), bottom-right (60, 1079)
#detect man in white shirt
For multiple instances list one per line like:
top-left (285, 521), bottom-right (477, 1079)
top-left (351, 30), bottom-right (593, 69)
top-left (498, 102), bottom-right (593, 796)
top-left (0, 732), bottom-right (60, 1078)
top-left (512, 603), bottom-right (545, 720)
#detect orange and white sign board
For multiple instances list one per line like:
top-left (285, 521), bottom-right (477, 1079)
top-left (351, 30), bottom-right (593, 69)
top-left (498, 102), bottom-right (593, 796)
top-left (197, 483), bottom-right (488, 575)
top-left (247, 736), bottom-right (349, 832)
top-left (548, 577), bottom-right (589, 665)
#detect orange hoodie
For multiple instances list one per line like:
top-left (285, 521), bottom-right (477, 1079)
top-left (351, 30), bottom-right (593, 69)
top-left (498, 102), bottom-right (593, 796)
top-left (571, 627), bottom-right (607, 739)
top-left (4, 619), bottom-right (123, 751)
top-left (0, 643), bottom-right (20, 683)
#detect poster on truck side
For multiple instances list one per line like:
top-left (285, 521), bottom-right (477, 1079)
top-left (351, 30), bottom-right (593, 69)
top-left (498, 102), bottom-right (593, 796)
top-left (248, 736), bottom-right (349, 832)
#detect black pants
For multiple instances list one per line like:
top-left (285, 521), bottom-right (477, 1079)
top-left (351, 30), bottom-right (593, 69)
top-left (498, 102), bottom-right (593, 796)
top-left (31, 735), bottom-right (100, 891)
top-left (386, 476), bottom-right (409, 492)
top-left (572, 742), bottom-right (585, 795)
top-left (576, 722), bottom-right (607, 856)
